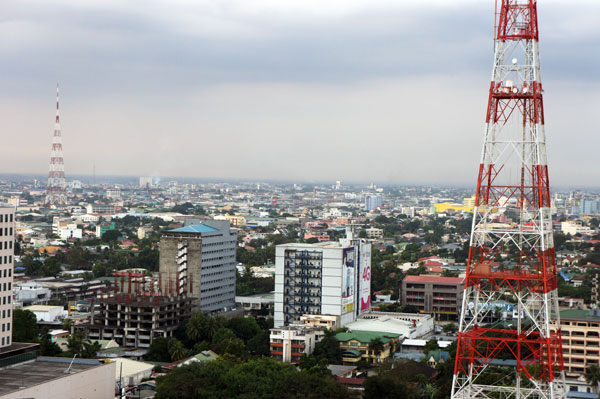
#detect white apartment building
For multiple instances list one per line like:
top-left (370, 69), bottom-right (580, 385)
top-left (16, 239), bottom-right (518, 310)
top-left (365, 227), bottom-right (384, 239)
top-left (270, 325), bottom-right (324, 363)
top-left (86, 203), bottom-right (116, 214)
top-left (0, 205), bottom-right (15, 348)
top-left (274, 232), bottom-right (371, 328)
top-left (561, 221), bottom-right (593, 236)
top-left (106, 188), bottom-right (121, 199)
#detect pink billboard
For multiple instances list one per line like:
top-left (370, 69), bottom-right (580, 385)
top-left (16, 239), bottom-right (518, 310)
top-left (359, 244), bottom-right (371, 311)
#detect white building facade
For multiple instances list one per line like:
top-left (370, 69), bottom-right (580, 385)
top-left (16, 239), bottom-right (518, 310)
top-left (274, 234), bottom-right (371, 328)
top-left (270, 326), bottom-right (324, 363)
top-left (0, 205), bottom-right (14, 348)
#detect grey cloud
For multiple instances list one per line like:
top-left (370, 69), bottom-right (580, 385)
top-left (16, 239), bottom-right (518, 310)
top-left (0, 1), bottom-right (598, 186)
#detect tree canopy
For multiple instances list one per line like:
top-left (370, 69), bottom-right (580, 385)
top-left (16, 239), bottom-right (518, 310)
top-left (155, 357), bottom-right (350, 399)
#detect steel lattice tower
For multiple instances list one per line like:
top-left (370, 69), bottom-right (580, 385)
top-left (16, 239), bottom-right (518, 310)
top-left (451, 1), bottom-right (565, 399)
top-left (45, 84), bottom-right (67, 206)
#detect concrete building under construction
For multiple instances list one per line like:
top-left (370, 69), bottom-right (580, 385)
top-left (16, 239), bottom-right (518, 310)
top-left (84, 271), bottom-right (193, 349)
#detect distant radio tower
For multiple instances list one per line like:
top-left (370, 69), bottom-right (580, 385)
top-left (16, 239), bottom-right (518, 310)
top-left (45, 83), bottom-right (67, 205)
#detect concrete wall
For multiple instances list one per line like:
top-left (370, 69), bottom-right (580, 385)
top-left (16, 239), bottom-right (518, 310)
top-left (159, 235), bottom-right (202, 309)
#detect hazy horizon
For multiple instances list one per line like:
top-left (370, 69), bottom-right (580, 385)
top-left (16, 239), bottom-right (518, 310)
top-left (2, 0), bottom-right (599, 186)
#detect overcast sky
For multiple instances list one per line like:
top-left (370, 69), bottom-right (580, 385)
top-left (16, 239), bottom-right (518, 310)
top-left (1, 0), bottom-right (598, 186)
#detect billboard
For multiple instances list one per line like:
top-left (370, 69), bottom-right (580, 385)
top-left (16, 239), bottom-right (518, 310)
top-left (342, 247), bottom-right (355, 314)
top-left (359, 244), bottom-right (371, 312)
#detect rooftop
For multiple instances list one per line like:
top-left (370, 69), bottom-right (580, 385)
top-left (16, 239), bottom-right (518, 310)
top-left (23, 305), bottom-right (64, 312)
top-left (0, 357), bottom-right (105, 396)
top-left (560, 309), bottom-right (600, 321)
top-left (403, 275), bottom-right (464, 284)
top-left (336, 330), bottom-right (400, 344)
top-left (168, 224), bottom-right (218, 234)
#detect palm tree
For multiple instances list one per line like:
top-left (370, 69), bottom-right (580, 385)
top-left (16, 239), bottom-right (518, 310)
top-left (168, 339), bottom-right (188, 362)
top-left (585, 364), bottom-right (600, 392)
top-left (81, 340), bottom-right (102, 358)
top-left (186, 313), bottom-right (207, 343)
top-left (368, 338), bottom-right (385, 364)
top-left (67, 331), bottom-right (86, 355)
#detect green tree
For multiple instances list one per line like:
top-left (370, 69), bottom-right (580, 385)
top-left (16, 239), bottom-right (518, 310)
top-left (247, 330), bottom-right (271, 357)
top-left (12, 309), bottom-right (39, 342)
top-left (424, 339), bottom-right (439, 354)
top-left (186, 312), bottom-right (209, 343)
top-left (67, 330), bottom-right (86, 356)
top-left (313, 329), bottom-right (342, 364)
top-left (585, 364), bottom-right (600, 390)
top-left (101, 229), bottom-right (122, 243)
top-left (226, 317), bottom-right (261, 343)
top-left (39, 328), bottom-right (62, 356)
top-left (147, 337), bottom-right (171, 362)
top-left (168, 338), bottom-right (189, 362)
top-left (364, 375), bottom-right (409, 399)
top-left (368, 338), bottom-right (385, 362)
top-left (155, 357), bottom-right (349, 399)
top-left (81, 340), bottom-right (102, 358)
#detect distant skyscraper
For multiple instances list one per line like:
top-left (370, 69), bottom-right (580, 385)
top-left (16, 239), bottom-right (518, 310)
top-left (0, 205), bottom-right (15, 348)
top-left (45, 84), bottom-right (67, 205)
top-left (364, 195), bottom-right (383, 211)
top-left (139, 176), bottom-right (153, 188)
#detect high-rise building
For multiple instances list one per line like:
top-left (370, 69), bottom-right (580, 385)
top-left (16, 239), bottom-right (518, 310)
top-left (0, 205), bottom-right (15, 348)
top-left (364, 195), bottom-right (383, 211)
top-left (159, 220), bottom-right (236, 313)
top-left (139, 176), bottom-right (153, 189)
top-left (45, 84), bottom-right (67, 205)
top-left (401, 275), bottom-right (463, 321)
top-left (274, 233), bottom-right (371, 328)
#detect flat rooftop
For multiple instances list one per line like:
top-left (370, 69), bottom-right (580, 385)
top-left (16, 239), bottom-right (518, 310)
top-left (0, 357), bottom-right (105, 396)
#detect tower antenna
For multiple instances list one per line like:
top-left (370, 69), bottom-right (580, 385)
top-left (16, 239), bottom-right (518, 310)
top-left (451, 1), bottom-right (565, 398)
top-left (45, 83), bottom-right (67, 205)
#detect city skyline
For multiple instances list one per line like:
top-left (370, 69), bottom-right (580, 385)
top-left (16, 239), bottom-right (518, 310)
top-left (2, 0), bottom-right (599, 185)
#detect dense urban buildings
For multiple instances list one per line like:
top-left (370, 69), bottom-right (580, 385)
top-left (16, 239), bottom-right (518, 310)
top-left (2, 173), bottom-right (600, 396)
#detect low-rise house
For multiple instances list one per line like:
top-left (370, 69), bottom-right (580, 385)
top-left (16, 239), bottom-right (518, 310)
top-left (335, 330), bottom-right (401, 365)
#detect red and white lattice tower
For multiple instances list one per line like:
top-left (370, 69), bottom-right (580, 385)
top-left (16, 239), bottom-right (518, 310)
top-left (451, 1), bottom-right (565, 399)
top-left (45, 83), bottom-right (67, 205)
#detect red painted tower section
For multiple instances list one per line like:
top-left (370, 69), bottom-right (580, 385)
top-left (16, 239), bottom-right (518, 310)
top-left (451, 2), bottom-right (565, 398)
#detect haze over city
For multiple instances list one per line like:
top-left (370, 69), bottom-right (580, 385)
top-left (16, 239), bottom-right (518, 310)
top-left (2, 0), bottom-right (599, 185)
top-left (2, 1), bottom-right (600, 399)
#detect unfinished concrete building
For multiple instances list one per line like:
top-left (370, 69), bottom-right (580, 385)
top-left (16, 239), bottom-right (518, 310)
top-left (84, 271), bottom-right (193, 349)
